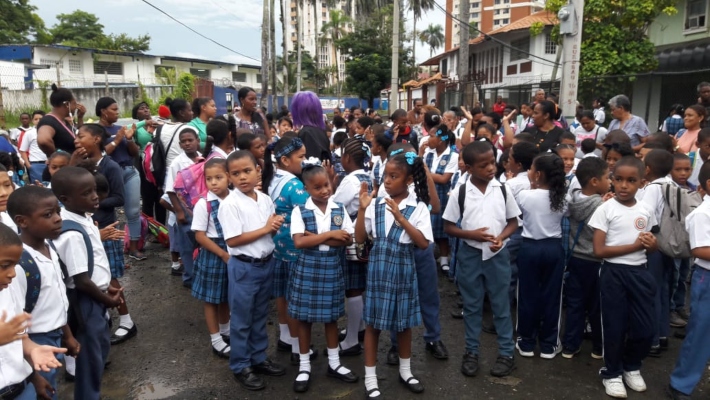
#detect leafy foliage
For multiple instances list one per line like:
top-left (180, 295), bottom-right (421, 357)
top-left (419, 24), bottom-right (445, 58)
top-left (277, 51), bottom-right (317, 93)
top-left (50, 10), bottom-right (151, 52)
top-left (0, 0), bottom-right (48, 44)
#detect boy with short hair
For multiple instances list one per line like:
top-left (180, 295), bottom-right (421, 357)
top-left (667, 162), bottom-right (710, 400)
top-left (581, 138), bottom-right (598, 158)
top-left (562, 157), bottom-right (611, 360)
top-left (49, 167), bottom-right (123, 399)
top-left (8, 186), bottom-right (81, 399)
top-left (18, 110), bottom-right (47, 183)
top-left (0, 222), bottom-right (66, 400)
top-left (669, 153), bottom-right (694, 328)
top-left (560, 131), bottom-right (577, 146)
top-left (589, 156), bottom-right (658, 399)
top-left (672, 153), bottom-right (695, 191)
top-left (443, 141), bottom-right (520, 379)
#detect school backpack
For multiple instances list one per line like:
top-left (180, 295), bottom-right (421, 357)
top-left (653, 182), bottom-right (702, 258)
top-left (143, 123), bottom-right (184, 189)
top-left (173, 153), bottom-right (217, 211)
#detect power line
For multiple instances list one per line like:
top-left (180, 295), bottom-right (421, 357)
top-left (431, 2), bottom-right (560, 67)
top-left (140, 0), bottom-right (262, 64)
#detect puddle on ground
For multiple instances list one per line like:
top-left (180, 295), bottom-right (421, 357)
top-left (133, 382), bottom-right (180, 400)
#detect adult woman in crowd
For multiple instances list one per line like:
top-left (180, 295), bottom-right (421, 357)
top-left (573, 110), bottom-right (608, 158)
top-left (131, 102), bottom-right (166, 225)
top-left (37, 84), bottom-right (86, 156)
top-left (675, 104), bottom-right (707, 154)
top-left (189, 97), bottom-right (216, 148)
top-left (292, 91), bottom-right (330, 160)
top-left (522, 100), bottom-right (566, 152)
top-left (607, 95), bottom-right (650, 152)
top-left (234, 87), bottom-right (266, 138)
top-left (96, 97), bottom-right (145, 260)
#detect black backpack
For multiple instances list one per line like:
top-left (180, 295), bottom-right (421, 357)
top-left (149, 123), bottom-right (183, 189)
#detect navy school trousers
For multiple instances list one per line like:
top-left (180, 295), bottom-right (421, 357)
top-left (562, 256), bottom-right (602, 353)
top-left (599, 262), bottom-right (656, 379)
top-left (648, 250), bottom-right (672, 346)
top-left (74, 292), bottom-right (110, 400)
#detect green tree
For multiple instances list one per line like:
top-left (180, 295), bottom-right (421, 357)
top-left (321, 10), bottom-right (351, 96)
top-left (49, 10), bottom-right (150, 52)
top-left (419, 23), bottom-right (444, 59)
top-left (92, 33), bottom-right (151, 52)
top-left (0, 0), bottom-right (49, 44)
top-left (277, 51), bottom-right (317, 93)
top-left (533, 0), bottom-right (677, 99)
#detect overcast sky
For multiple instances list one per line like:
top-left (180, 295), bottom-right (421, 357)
top-left (30, 0), bottom-right (445, 66)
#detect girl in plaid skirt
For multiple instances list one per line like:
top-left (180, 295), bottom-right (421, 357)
top-left (191, 158), bottom-right (232, 358)
top-left (423, 125), bottom-right (459, 273)
top-left (288, 161), bottom-right (358, 393)
top-left (355, 151), bottom-right (434, 398)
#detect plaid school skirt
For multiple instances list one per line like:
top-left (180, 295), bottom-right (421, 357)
top-left (364, 238), bottom-right (421, 332)
top-left (288, 248), bottom-right (345, 323)
top-left (343, 259), bottom-right (367, 291)
top-left (272, 259), bottom-right (295, 298)
top-left (431, 184), bottom-right (450, 240)
top-left (192, 238), bottom-right (229, 304)
top-left (102, 239), bottom-right (125, 279)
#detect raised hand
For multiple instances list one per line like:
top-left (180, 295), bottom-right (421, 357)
top-left (358, 181), bottom-right (374, 210)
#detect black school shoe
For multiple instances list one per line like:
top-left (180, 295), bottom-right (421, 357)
top-left (293, 371), bottom-right (310, 393)
top-left (233, 367), bottom-right (266, 391)
top-left (386, 346), bottom-right (399, 365)
top-left (339, 343), bottom-right (363, 357)
top-left (461, 353), bottom-right (479, 377)
top-left (327, 365), bottom-right (359, 383)
top-left (277, 339), bottom-right (292, 352)
top-left (425, 340), bottom-right (449, 360)
top-left (490, 356), bottom-right (515, 377)
top-left (110, 324), bottom-right (138, 345)
top-left (252, 358), bottom-right (286, 376)
top-left (221, 334), bottom-right (230, 345)
top-left (648, 345), bottom-right (662, 358)
top-left (399, 375), bottom-right (425, 393)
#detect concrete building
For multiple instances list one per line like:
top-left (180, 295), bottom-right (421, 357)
top-left (444, 0), bottom-right (544, 50)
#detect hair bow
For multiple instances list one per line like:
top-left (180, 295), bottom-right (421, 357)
top-left (274, 137), bottom-right (304, 159)
top-left (301, 157), bottom-right (322, 169)
top-left (404, 151), bottom-right (417, 165)
top-left (390, 148), bottom-right (404, 156)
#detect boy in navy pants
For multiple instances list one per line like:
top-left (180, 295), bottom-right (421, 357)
top-left (668, 162), bottom-right (710, 400)
top-left (443, 141), bottom-right (519, 378)
top-left (588, 156), bottom-right (657, 399)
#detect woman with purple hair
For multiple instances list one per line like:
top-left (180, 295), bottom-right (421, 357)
top-left (292, 91), bottom-right (331, 160)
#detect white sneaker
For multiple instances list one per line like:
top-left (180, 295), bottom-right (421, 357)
top-left (515, 342), bottom-right (534, 357)
top-left (603, 377), bottom-right (628, 398)
top-left (622, 370), bottom-right (647, 392)
top-left (540, 345), bottom-right (562, 360)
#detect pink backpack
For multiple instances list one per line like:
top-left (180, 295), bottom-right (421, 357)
top-left (173, 153), bottom-right (218, 211)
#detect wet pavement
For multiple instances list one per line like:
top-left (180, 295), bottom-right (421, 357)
top-left (57, 241), bottom-right (710, 399)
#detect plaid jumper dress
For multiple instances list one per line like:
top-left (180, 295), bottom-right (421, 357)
top-left (192, 200), bottom-right (229, 304)
top-left (364, 202), bottom-right (422, 332)
top-left (288, 204), bottom-right (346, 322)
top-left (425, 151), bottom-right (452, 240)
top-left (344, 173), bottom-right (373, 290)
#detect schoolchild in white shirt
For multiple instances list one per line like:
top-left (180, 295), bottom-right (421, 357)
top-left (0, 165), bottom-right (17, 233)
top-left (219, 150), bottom-right (286, 391)
top-left (588, 156), bottom-right (658, 399)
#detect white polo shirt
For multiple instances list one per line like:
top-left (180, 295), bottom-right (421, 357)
top-left (518, 189), bottom-right (567, 239)
top-left (52, 209), bottom-right (111, 291)
top-left (333, 169), bottom-right (370, 217)
top-left (219, 189), bottom-right (275, 258)
top-left (423, 147), bottom-right (459, 176)
top-left (0, 283), bottom-right (32, 388)
top-left (588, 198), bottom-right (656, 266)
top-left (0, 212), bottom-right (17, 233)
top-left (686, 195), bottom-right (710, 270)
top-left (443, 179), bottom-right (520, 259)
top-left (192, 191), bottom-right (226, 239)
top-left (18, 128), bottom-right (47, 163)
top-left (291, 198), bottom-right (354, 251)
top-left (165, 151), bottom-right (201, 194)
top-left (14, 243), bottom-right (68, 333)
top-left (639, 177), bottom-right (672, 226)
top-left (364, 191), bottom-right (434, 244)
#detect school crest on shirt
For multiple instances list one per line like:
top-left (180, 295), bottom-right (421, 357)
top-left (634, 217), bottom-right (647, 231)
top-left (333, 215), bottom-right (343, 226)
top-left (439, 159), bottom-right (447, 167)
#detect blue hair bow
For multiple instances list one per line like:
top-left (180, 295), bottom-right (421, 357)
top-left (390, 148), bottom-right (404, 157)
top-left (404, 151), bottom-right (417, 165)
top-left (301, 157), bottom-right (322, 169)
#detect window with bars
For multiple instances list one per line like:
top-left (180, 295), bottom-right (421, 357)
top-left (545, 33), bottom-right (557, 54)
top-left (68, 59), bottom-right (82, 73)
top-left (256, 74), bottom-right (262, 84)
top-left (40, 58), bottom-right (60, 68)
top-left (232, 72), bottom-right (247, 82)
top-left (685, 0), bottom-right (707, 31)
top-left (509, 37), bottom-right (529, 62)
top-left (93, 61), bottom-right (123, 75)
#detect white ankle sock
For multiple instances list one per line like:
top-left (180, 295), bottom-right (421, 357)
top-left (365, 366), bottom-right (379, 396)
top-left (210, 333), bottom-right (229, 351)
top-left (291, 337), bottom-right (301, 354)
top-left (296, 354), bottom-right (311, 382)
top-left (279, 323), bottom-right (290, 342)
top-left (439, 256), bottom-right (448, 266)
top-left (219, 322), bottom-right (229, 336)
top-left (341, 296), bottom-right (363, 349)
top-left (65, 355), bottom-right (76, 375)
top-left (327, 347), bottom-right (350, 373)
top-left (399, 358), bottom-right (418, 384)
top-left (119, 314), bottom-right (134, 328)
top-left (171, 261), bottom-right (181, 269)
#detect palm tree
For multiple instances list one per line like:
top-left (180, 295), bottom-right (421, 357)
top-left (409, 0), bottom-right (436, 74)
top-left (321, 9), bottom-right (350, 96)
top-left (419, 23), bottom-right (444, 58)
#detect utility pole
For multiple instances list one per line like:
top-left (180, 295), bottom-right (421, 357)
top-left (458, 0), bottom-right (470, 107)
top-left (558, 0), bottom-right (584, 124)
top-left (56, 61), bottom-right (61, 86)
top-left (0, 72), bottom-right (6, 129)
top-left (390, 0), bottom-right (400, 111)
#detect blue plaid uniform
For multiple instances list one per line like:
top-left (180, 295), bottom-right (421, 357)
top-left (288, 205), bottom-right (346, 322)
top-left (372, 159), bottom-right (384, 186)
top-left (364, 203), bottom-right (422, 332)
top-left (425, 151), bottom-right (452, 240)
top-left (344, 173), bottom-right (373, 291)
top-left (192, 200), bottom-right (229, 304)
top-left (102, 239), bottom-right (125, 279)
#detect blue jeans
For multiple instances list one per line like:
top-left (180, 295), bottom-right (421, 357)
top-left (670, 267), bottom-right (710, 395)
top-left (391, 243), bottom-right (441, 346)
top-left (457, 243), bottom-right (515, 356)
top-left (175, 220), bottom-right (195, 284)
top-left (122, 166), bottom-right (141, 241)
top-left (228, 257), bottom-right (274, 373)
top-left (29, 162), bottom-right (46, 184)
top-left (671, 258), bottom-right (690, 311)
top-left (74, 292), bottom-right (110, 400)
top-left (26, 329), bottom-right (64, 400)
